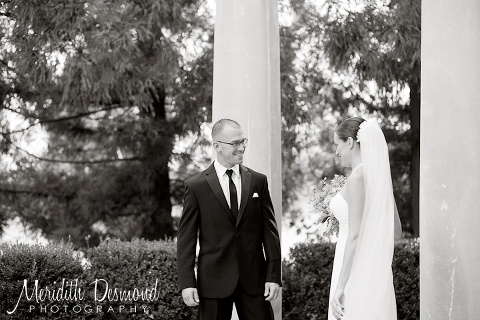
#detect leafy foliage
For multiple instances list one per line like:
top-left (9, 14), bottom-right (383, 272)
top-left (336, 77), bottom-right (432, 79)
top-left (319, 0), bottom-right (421, 237)
top-left (82, 239), bottom-right (196, 320)
top-left (279, 0), bottom-right (421, 236)
top-left (0, 241), bottom-right (85, 319)
top-left (0, 0), bottom-right (421, 244)
top-left (0, 0), bottom-right (214, 246)
top-left (393, 238), bottom-right (420, 319)
top-left (282, 241), bottom-right (335, 319)
top-left (0, 239), bottom-right (197, 319)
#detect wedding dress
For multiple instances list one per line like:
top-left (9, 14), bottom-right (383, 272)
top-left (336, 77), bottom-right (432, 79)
top-left (327, 120), bottom-right (397, 320)
top-left (327, 166), bottom-right (357, 320)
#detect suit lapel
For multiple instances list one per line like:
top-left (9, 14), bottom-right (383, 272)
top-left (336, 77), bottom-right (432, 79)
top-left (205, 164), bottom-right (236, 224)
top-left (237, 165), bottom-right (251, 227)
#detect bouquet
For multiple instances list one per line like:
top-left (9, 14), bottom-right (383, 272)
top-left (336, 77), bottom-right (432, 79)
top-left (309, 174), bottom-right (346, 238)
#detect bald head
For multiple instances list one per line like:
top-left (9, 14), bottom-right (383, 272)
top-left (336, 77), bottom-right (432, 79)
top-left (212, 119), bottom-right (241, 141)
top-left (212, 119), bottom-right (246, 167)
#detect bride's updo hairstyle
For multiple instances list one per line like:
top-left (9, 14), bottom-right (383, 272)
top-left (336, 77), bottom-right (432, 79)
top-left (336, 117), bottom-right (366, 142)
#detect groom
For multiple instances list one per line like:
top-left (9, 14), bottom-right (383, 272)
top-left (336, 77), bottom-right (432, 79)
top-left (177, 119), bottom-right (281, 320)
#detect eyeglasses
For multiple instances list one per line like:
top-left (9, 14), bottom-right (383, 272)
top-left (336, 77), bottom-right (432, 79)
top-left (215, 138), bottom-right (249, 148)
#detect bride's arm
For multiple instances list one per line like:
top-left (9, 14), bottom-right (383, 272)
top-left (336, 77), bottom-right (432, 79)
top-left (337, 171), bottom-right (365, 289)
top-left (394, 201), bottom-right (402, 239)
top-left (331, 170), bottom-right (365, 318)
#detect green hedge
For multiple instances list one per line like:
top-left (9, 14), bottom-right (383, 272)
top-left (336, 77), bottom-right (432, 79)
top-left (393, 239), bottom-right (420, 319)
top-left (0, 242), bottom-right (85, 320)
top-left (1, 238), bottom-right (418, 320)
top-left (282, 238), bottom-right (419, 320)
top-left (0, 239), bottom-right (196, 320)
top-left (82, 239), bottom-right (196, 320)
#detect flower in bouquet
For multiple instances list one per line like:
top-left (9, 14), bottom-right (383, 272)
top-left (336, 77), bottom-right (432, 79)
top-left (309, 174), bottom-right (347, 238)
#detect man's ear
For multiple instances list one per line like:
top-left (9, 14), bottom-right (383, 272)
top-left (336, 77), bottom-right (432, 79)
top-left (213, 142), bottom-right (220, 151)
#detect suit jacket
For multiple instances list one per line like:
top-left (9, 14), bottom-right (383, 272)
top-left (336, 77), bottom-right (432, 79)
top-left (177, 163), bottom-right (281, 298)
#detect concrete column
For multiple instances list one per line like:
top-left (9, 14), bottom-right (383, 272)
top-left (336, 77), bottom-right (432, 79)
top-left (421, 0), bottom-right (480, 318)
top-left (212, 0), bottom-right (282, 319)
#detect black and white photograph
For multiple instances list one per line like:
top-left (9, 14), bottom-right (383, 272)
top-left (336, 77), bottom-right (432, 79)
top-left (1, 0), bottom-right (478, 319)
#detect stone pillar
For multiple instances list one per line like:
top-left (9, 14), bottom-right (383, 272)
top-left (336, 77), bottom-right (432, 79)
top-left (212, 0), bottom-right (282, 319)
top-left (421, 0), bottom-right (480, 318)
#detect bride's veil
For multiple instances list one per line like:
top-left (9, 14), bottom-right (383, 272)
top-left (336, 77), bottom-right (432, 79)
top-left (343, 120), bottom-right (397, 319)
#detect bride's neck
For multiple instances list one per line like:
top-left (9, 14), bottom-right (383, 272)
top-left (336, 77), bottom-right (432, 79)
top-left (351, 154), bottom-right (362, 170)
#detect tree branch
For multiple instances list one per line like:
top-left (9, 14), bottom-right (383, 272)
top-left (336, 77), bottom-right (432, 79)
top-left (8, 141), bottom-right (145, 164)
top-left (0, 186), bottom-right (51, 197)
top-left (1, 104), bottom-right (129, 134)
top-left (1, 105), bottom-right (35, 119)
top-left (0, 58), bottom-right (18, 75)
top-left (40, 105), bottom-right (127, 124)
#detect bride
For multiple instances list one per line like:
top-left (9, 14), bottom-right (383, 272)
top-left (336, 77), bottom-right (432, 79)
top-left (327, 117), bottom-right (402, 320)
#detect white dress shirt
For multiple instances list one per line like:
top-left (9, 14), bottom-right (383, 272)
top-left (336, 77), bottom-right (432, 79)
top-left (213, 160), bottom-right (241, 209)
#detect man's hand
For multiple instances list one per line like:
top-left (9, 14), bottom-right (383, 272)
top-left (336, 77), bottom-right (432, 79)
top-left (182, 288), bottom-right (200, 307)
top-left (264, 282), bottom-right (280, 301)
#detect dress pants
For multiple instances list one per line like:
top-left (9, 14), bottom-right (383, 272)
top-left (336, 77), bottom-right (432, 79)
top-left (199, 280), bottom-right (274, 320)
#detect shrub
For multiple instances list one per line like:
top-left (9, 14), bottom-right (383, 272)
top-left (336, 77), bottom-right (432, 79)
top-left (82, 238), bottom-right (196, 320)
top-left (0, 241), bottom-right (85, 320)
top-left (282, 241), bottom-right (335, 320)
top-left (0, 239), bottom-right (197, 320)
top-left (282, 238), bottom-right (419, 320)
top-left (393, 238), bottom-right (420, 319)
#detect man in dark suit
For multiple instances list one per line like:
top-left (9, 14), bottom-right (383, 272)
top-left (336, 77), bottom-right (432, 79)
top-left (177, 119), bottom-right (281, 320)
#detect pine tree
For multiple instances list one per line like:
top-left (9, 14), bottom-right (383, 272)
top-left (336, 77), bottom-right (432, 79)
top-left (0, 0), bottom-right (214, 246)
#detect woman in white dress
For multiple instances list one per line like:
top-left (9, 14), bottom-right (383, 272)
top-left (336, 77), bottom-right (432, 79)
top-left (328, 117), bottom-right (402, 320)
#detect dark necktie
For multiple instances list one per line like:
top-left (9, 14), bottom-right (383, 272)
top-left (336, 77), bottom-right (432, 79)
top-left (226, 169), bottom-right (238, 222)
